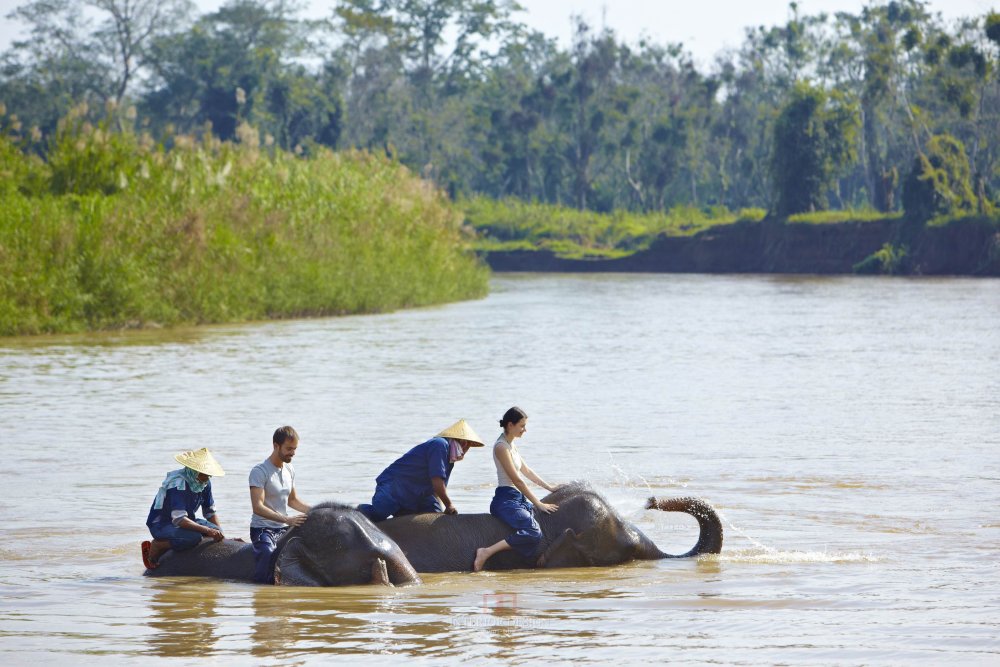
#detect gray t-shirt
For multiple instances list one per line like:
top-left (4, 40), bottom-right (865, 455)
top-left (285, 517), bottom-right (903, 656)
top-left (249, 459), bottom-right (295, 529)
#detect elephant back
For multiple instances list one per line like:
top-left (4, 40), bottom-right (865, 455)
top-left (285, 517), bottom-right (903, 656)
top-left (145, 539), bottom-right (255, 581)
top-left (380, 512), bottom-right (527, 572)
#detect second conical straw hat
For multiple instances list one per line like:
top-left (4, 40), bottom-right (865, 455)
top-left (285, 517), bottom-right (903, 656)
top-left (437, 419), bottom-right (485, 447)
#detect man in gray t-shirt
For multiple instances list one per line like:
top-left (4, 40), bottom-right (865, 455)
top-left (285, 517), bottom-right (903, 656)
top-left (249, 425), bottom-right (311, 584)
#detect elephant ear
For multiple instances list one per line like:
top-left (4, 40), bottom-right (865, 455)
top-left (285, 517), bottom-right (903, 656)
top-left (536, 528), bottom-right (597, 569)
top-left (273, 537), bottom-right (322, 586)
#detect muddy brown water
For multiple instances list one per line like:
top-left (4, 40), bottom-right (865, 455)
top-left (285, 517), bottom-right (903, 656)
top-left (1, 274), bottom-right (998, 664)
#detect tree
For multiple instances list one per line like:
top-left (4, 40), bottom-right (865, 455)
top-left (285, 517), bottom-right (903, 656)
top-left (335, 0), bottom-right (522, 94)
top-left (1, 2), bottom-right (109, 135)
top-left (902, 133), bottom-right (977, 220)
top-left (609, 40), bottom-right (711, 212)
top-left (142, 0), bottom-right (314, 142)
top-left (90, 0), bottom-right (195, 103)
top-left (462, 29), bottom-right (559, 200)
top-left (332, 0), bottom-right (523, 181)
top-left (840, 1), bottom-right (931, 211)
top-left (770, 82), bottom-right (858, 216)
top-left (6, 0), bottom-right (193, 104)
top-left (920, 13), bottom-right (1000, 214)
top-left (543, 20), bottom-right (622, 210)
top-left (260, 64), bottom-right (343, 150)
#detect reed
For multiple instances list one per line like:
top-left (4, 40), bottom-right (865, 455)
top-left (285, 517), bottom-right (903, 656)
top-left (0, 114), bottom-right (488, 336)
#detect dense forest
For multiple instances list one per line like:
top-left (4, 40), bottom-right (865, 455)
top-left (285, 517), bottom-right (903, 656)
top-left (1, 0), bottom-right (998, 221)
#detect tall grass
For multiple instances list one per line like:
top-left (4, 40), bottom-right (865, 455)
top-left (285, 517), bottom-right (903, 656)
top-left (787, 209), bottom-right (900, 224)
top-left (462, 196), bottom-right (765, 259)
top-left (0, 110), bottom-right (488, 336)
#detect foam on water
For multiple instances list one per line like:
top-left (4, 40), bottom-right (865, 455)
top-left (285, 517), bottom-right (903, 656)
top-left (710, 548), bottom-right (884, 564)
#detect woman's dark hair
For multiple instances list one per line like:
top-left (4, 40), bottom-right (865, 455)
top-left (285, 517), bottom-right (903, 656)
top-left (499, 406), bottom-right (528, 429)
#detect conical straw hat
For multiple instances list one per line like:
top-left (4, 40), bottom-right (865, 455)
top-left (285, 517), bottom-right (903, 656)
top-left (174, 447), bottom-right (226, 477)
top-left (437, 419), bottom-right (485, 447)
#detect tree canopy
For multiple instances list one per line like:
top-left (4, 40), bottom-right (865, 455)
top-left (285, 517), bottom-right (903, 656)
top-left (2, 0), bottom-right (998, 218)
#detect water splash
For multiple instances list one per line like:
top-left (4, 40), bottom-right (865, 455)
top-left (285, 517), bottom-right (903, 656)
top-left (717, 510), bottom-right (779, 555)
top-left (564, 455), bottom-right (885, 565)
top-left (709, 547), bottom-right (883, 564)
top-left (609, 460), bottom-right (654, 496)
top-left (605, 451), bottom-right (686, 494)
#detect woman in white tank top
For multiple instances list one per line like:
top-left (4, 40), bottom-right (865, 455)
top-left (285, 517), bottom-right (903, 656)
top-left (473, 406), bottom-right (560, 572)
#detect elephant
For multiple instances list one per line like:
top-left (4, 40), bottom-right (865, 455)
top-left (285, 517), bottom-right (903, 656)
top-left (374, 481), bottom-right (723, 572)
top-left (143, 484), bottom-right (722, 585)
top-left (144, 502), bottom-right (421, 586)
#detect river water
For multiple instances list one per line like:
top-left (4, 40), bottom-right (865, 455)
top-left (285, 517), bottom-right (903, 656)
top-left (1, 273), bottom-right (998, 665)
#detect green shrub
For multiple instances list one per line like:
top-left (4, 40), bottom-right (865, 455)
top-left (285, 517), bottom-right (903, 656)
top-left (853, 243), bottom-right (909, 274)
top-left (0, 120), bottom-right (488, 336)
top-left (902, 134), bottom-right (977, 222)
top-left (736, 208), bottom-right (768, 222)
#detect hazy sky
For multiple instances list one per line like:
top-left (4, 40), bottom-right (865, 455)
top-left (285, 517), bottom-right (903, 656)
top-left (0, 0), bottom-right (996, 66)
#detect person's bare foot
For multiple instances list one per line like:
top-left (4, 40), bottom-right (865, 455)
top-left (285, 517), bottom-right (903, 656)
top-left (473, 547), bottom-right (490, 572)
top-left (148, 539), bottom-right (171, 564)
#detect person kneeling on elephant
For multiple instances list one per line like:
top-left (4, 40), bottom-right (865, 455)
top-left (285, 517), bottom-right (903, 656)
top-left (474, 407), bottom-right (560, 572)
top-left (358, 419), bottom-right (484, 522)
top-left (143, 448), bottom-right (226, 569)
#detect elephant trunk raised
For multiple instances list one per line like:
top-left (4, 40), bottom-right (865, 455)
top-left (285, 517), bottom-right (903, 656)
top-left (639, 496), bottom-right (724, 558)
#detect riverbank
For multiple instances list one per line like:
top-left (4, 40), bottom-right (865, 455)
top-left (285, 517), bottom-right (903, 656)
top-left (0, 118), bottom-right (488, 337)
top-left (481, 216), bottom-right (1000, 276)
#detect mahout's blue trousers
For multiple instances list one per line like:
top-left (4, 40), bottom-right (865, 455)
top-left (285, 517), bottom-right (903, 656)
top-left (149, 518), bottom-right (219, 551)
top-left (358, 482), bottom-right (442, 522)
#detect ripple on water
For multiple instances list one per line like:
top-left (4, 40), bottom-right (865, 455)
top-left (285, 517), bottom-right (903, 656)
top-left (747, 475), bottom-right (893, 491)
top-left (2, 273), bottom-right (999, 664)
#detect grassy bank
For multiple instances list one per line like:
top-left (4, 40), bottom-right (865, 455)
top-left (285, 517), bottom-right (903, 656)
top-left (462, 196), bottom-right (768, 259)
top-left (0, 112), bottom-right (488, 336)
top-left (468, 195), bottom-right (999, 275)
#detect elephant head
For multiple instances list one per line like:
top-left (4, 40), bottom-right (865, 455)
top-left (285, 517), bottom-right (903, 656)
top-left (531, 484), bottom-right (724, 568)
top-left (273, 502), bottom-right (421, 586)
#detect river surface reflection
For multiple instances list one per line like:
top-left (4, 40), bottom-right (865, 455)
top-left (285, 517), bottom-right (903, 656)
top-left (1, 273), bottom-right (998, 664)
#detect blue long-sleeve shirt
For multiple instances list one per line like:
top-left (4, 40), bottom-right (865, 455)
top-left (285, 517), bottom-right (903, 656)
top-left (145, 482), bottom-right (216, 530)
top-left (375, 437), bottom-right (454, 504)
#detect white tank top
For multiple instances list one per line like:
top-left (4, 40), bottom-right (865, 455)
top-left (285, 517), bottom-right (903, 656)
top-left (493, 434), bottom-right (523, 487)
